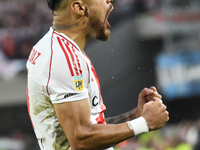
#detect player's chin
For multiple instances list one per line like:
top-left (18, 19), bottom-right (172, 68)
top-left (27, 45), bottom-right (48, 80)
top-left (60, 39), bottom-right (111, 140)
top-left (103, 30), bottom-right (111, 41)
top-left (97, 29), bottom-right (111, 41)
top-left (98, 35), bottom-right (110, 41)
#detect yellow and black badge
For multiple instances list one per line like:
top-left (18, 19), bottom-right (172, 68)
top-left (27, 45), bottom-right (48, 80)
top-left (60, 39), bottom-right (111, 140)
top-left (74, 76), bottom-right (84, 91)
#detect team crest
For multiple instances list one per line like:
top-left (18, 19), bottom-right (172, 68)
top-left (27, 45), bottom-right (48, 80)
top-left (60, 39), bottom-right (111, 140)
top-left (74, 76), bottom-right (84, 91)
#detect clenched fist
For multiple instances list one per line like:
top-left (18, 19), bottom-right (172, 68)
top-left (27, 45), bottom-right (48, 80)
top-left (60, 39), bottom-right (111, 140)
top-left (135, 86), bottom-right (169, 131)
top-left (142, 99), bottom-right (169, 131)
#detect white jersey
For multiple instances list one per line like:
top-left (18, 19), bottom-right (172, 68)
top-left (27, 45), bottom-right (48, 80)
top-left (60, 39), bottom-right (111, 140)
top-left (26, 27), bottom-right (114, 150)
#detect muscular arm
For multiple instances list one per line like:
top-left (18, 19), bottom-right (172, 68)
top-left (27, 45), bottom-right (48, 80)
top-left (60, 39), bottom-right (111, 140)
top-left (54, 98), bottom-right (134, 150)
top-left (54, 87), bottom-right (169, 150)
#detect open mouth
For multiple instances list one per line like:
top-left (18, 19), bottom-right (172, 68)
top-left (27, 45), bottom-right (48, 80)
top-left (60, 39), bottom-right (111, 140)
top-left (107, 20), bottom-right (111, 28)
top-left (106, 5), bottom-right (114, 28)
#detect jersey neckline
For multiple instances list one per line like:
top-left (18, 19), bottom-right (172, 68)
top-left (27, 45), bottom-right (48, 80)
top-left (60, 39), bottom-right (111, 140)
top-left (50, 27), bottom-right (85, 54)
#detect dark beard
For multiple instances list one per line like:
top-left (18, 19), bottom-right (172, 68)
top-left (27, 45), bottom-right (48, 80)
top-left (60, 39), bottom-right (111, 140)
top-left (96, 26), bottom-right (110, 41)
top-left (89, 14), bottom-right (110, 41)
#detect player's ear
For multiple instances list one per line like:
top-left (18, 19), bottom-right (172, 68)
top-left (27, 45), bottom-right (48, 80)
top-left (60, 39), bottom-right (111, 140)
top-left (71, 1), bottom-right (86, 16)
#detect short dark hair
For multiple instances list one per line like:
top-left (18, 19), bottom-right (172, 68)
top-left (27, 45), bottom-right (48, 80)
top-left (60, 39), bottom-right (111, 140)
top-left (47, 0), bottom-right (63, 11)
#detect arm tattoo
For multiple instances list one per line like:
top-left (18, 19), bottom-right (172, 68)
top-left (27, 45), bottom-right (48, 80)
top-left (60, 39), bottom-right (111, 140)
top-left (105, 109), bottom-right (138, 124)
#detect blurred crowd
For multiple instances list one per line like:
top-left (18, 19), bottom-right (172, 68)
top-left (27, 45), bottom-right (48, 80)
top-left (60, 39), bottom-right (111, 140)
top-left (0, 0), bottom-right (166, 60)
top-left (0, 120), bottom-right (199, 150)
top-left (0, 0), bottom-right (196, 60)
top-left (0, 0), bottom-right (52, 59)
top-left (0, 0), bottom-right (147, 80)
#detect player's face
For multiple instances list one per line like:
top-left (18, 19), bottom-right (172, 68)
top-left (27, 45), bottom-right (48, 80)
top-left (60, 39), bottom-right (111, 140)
top-left (88, 0), bottom-right (114, 41)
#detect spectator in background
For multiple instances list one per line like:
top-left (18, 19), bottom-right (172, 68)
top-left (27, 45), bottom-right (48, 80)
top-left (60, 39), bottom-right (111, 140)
top-left (145, 0), bottom-right (161, 11)
top-left (3, 35), bottom-right (15, 58)
top-left (109, 0), bottom-right (146, 24)
top-left (194, 120), bottom-right (200, 150)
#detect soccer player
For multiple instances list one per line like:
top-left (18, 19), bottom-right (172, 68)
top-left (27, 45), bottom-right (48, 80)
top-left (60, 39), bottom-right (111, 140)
top-left (26, 0), bottom-right (169, 149)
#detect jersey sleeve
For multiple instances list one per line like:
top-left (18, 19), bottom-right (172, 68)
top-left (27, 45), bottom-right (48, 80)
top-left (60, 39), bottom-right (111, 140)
top-left (49, 74), bottom-right (88, 104)
top-left (46, 36), bottom-right (89, 104)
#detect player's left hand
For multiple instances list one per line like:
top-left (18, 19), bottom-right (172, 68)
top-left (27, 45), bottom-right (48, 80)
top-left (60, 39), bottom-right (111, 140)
top-left (145, 86), bottom-right (162, 102)
top-left (136, 86), bottom-right (162, 117)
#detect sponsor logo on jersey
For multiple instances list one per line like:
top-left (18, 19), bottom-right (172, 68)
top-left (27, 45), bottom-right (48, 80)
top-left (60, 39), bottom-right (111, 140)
top-left (74, 76), bottom-right (84, 91)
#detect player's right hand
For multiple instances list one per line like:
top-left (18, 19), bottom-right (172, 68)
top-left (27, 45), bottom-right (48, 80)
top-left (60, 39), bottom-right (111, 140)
top-left (141, 98), bottom-right (169, 131)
